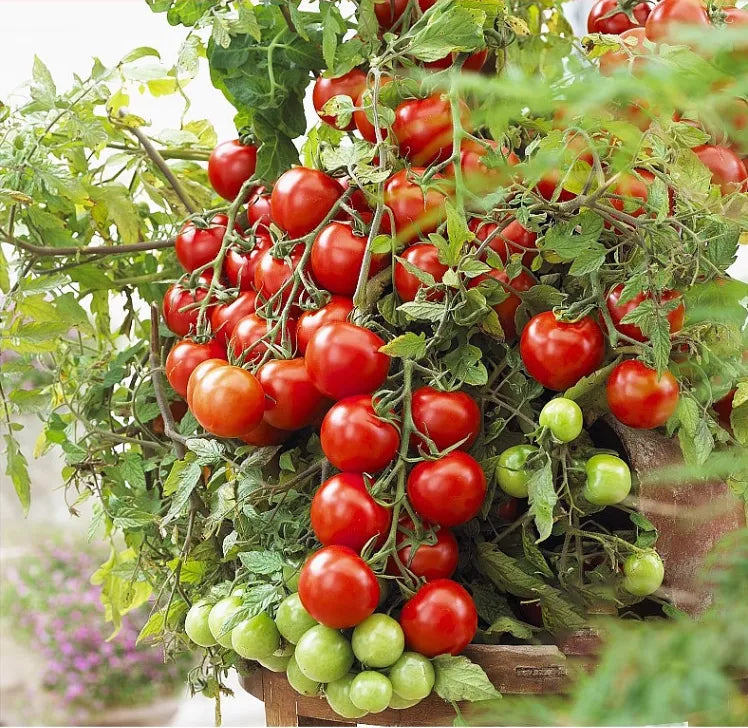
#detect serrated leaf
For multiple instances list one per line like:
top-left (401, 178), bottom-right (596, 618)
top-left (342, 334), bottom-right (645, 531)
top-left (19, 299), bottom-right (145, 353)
top-left (238, 550), bottom-right (284, 575)
top-left (527, 457), bottom-right (556, 543)
top-left (433, 655), bottom-right (501, 702)
top-left (485, 615), bottom-right (534, 640)
top-left (398, 300), bottom-right (447, 322)
top-left (162, 460), bottom-right (201, 525)
top-left (187, 437), bottom-right (225, 465)
top-left (4, 435), bottom-right (30, 515)
top-left (379, 332), bottom-right (427, 360)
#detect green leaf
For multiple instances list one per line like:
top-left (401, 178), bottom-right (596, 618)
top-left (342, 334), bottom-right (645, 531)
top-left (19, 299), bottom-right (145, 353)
top-left (408, 5), bottom-right (487, 62)
top-left (137, 599), bottom-right (188, 644)
top-left (120, 452), bottom-right (146, 490)
top-left (379, 332), bottom-right (427, 360)
top-left (522, 522), bottom-right (553, 577)
top-left (162, 460), bottom-right (201, 525)
top-left (542, 210), bottom-right (603, 261)
top-left (485, 615), bottom-right (534, 640)
top-left (433, 655), bottom-right (501, 702)
top-left (527, 456), bottom-right (556, 542)
top-left (443, 200), bottom-right (474, 266)
top-left (676, 395), bottom-right (714, 465)
top-left (4, 434), bottom-right (30, 515)
top-left (238, 549), bottom-right (284, 575)
top-left (31, 56), bottom-right (56, 104)
top-left (443, 343), bottom-right (489, 387)
top-left (163, 457), bottom-right (193, 496)
top-left (398, 300), bottom-right (447, 322)
top-left (187, 437), bottom-right (225, 465)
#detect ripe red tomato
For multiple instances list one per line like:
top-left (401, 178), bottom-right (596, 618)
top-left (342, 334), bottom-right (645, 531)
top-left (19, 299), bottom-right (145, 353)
top-left (607, 170), bottom-right (653, 217)
top-left (394, 518), bottom-right (458, 581)
top-left (353, 78), bottom-right (394, 144)
top-left (254, 244), bottom-right (306, 306)
top-left (470, 218), bottom-right (538, 267)
top-left (470, 268), bottom-right (536, 341)
top-left (407, 451), bottom-right (486, 527)
top-left (644, 0), bottom-right (709, 42)
top-left (392, 95), bottom-right (471, 167)
top-left (520, 312), bottom-right (605, 391)
top-left (208, 139), bottom-right (258, 201)
top-left (320, 394), bottom-right (400, 473)
top-left (399, 579), bottom-right (477, 657)
top-left (599, 27), bottom-right (650, 75)
top-left (587, 0), bottom-right (652, 34)
top-left (175, 215), bottom-right (233, 273)
top-left (165, 339), bottom-right (226, 398)
top-left (713, 389), bottom-right (736, 431)
top-left (605, 284), bottom-right (685, 343)
top-left (298, 546), bottom-right (379, 629)
top-left (305, 322), bottom-right (390, 400)
top-left (186, 358), bottom-right (227, 408)
top-left (190, 364), bottom-right (265, 438)
top-left (223, 232), bottom-right (273, 291)
top-left (256, 358), bottom-right (325, 430)
top-left (311, 473), bottom-right (391, 552)
top-left (692, 145), bottom-right (748, 194)
top-left (374, 0), bottom-right (434, 29)
top-left (607, 359), bottom-right (679, 429)
top-left (410, 386), bottom-right (481, 452)
top-left (450, 140), bottom-right (519, 195)
top-left (425, 49), bottom-right (488, 72)
top-left (297, 296), bottom-right (354, 354)
top-left (393, 243), bottom-right (448, 302)
top-left (382, 168), bottom-right (448, 244)
top-left (247, 186), bottom-right (273, 230)
top-left (312, 70), bottom-right (368, 130)
top-left (210, 291), bottom-right (258, 346)
top-left (338, 178), bottom-right (373, 224)
top-left (162, 274), bottom-right (215, 337)
top-left (311, 222), bottom-right (387, 296)
top-left (229, 313), bottom-right (297, 364)
top-left (240, 419), bottom-right (290, 446)
top-left (271, 168), bottom-right (343, 239)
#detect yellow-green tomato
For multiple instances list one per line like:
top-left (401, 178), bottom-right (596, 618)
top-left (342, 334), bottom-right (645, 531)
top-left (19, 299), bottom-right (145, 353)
top-left (294, 625), bottom-right (354, 683)
top-left (232, 613), bottom-right (280, 659)
top-left (351, 613), bottom-right (404, 668)
top-left (583, 454), bottom-right (631, 506)
top-left (258, 644), bottom-right (294, 672)
top-left (286, 655), bottom-right (320, 697)
top-left (275, 592), bottom-right (317, 644)
top-left (389, 693), bottom-right (421, 710)
top-left (623, 551), bottom-right (664, 596)
top-left (496, 445), bottom-right (538, 498)
top-left (325, 673), bottom-right (367, 719)
top-left (282, 562), bottom-right (302, 592)
top-left (185, 600), bottom-right (217, 647)
top-left (350, 671), bottom-right (393, 714)
top-left (388, 652), bottom-right (435, 701)
top-left (539, 397), bottom-right (583, 442)
top-left (208, 595), bottom-right (243, 648)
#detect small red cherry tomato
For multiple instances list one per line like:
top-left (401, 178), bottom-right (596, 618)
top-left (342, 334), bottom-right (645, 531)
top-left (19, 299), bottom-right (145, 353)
top-left (165, 339), bottom-right (226, 398)
top-left (256, 357), bottom-right (325, 431)
top-left (607, 359), bottom-right (679, 429)
top-left (410, 386), bottom-right (481, 452)
top-left (394, 243), bottom-right (449, 302)
top-left (208, 139), bottom-right (258, 201)
top-left (296, 296), bottom-right (354, 355)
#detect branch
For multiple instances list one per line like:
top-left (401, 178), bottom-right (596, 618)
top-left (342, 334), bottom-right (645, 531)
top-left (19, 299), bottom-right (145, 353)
top-left (5, 236), bottom-right (175, 258)
top-left (279, 2), bottom-right (297, 33)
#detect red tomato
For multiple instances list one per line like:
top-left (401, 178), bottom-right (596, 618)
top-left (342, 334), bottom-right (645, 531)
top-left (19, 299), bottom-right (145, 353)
top-left (605, 284), bottom-right (685, 343)
top-left (297, 296), bottom-right (354, 355)
top-left (393, 243), bottom-right (448, 302)
top-left (692, 145), bottom-right (748, 194)
top-left (374, 0), bottom-right (434, 29)
top-left (425, 49), bottom-right (488, 72)
top-left (165, 339), bottom-right (226, 398)
top-left (320, 394), bottom-right (400, 473)
top-left (599, 27), bottom-right (650, 75)
top-left (587, 0), bottom-right (652, 34)
top-left (151, 401), bottom-right (189, 435)
top-left (535, 169), bottom-right (580, 202)
top-left (644, 0), bottom-right (709, 42)
top-left (450, 140), bottom-right (519, 195)
top-left (247, 186), bottom-right (273, 230)
top-left (298, 546), bottom-right (379, 629)
top-left (399, 579), bottom-right (477, 657)
top-left (312, 70), bottom-right (368, 130)
top-left (607, 359), bottom-right (679, 429)
top-left (210, 291), bottom-right (258, 346)
top-left (256, 358), bottom-right (324, 430)
top-left (186, 358), bottom-right (227, 408)
top-left (713, 389), bottom-right (736, 431)
top-left (497, 497), bottom-right (520, 521)
top-left (311, 473), bottom-right (392, 552)
top-left (229, 313), bottom-right (297, 364)
top-left (407, 451), bottom-right (486, 527)
top-left (470, 268), bottom-right (536, 341)
top-left (392, 94), bottom-right (472, 167)
top-left (223, 232), bottom-right (273, 291)
top-left (353, 80), bottom-right (395, 144)
top-left (607, 169), bottom-right (653, 217)
top-left (393, 517), bottom-right (458, 581)
top-left (254, 244), bottom-right (306, 306)
top-left (338, 178), bottom-right (373, 224)
top-left (240, 419), bottom-right (290, 446)
top-left (382, 168), bottom-right (449, 244)
top-left (271, 168), bottom-right (343, 239)
top-left (190, 364), bottom-right (265, 438)
top-left (208, 139), bottom-right (258, 201)
top-left (410, 386), bottom-right (481, 452)
top-left (311, 222), bottom-right (387, 296)
top-left (175, 215), bottom-right (233, 273)
top-left (305, 322), bottom-right (390, 400)
top-left (470, 218), bottom-right (538, 267)
top-left (520, 312), bottom-right (605, 391)
top-left (162, 274), bottom-right (215, 337)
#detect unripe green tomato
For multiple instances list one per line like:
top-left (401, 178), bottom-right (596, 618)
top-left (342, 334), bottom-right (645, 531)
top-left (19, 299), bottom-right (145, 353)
top-left (623, 550), bottom-right (664, 596)
top-left (350, 671), bottom-right (393, 713)
top-left (286, 655), bottom-right (321, 697)
top-left (257, 644), bottom-right (294, 672)
top-left (351, 613), bottom-right (404, 668)
top-left (294, 625), bottom-right (354, 683)
top-left (539, 397), bottom-right (583, 442)
top-left (389, 692), bottom-right (421, 710)
top-left (275, 592), bottom-right (317, 644)
top-left (325, 673), bottom-right (367, 719)
top-left (388, 652), bottom-right (435, 701)
top-left (496, 445), bottom-right (538, 498)
top-left (208, 595), bottom-right (243, 648)
top-left (583, 454), bottom-right (632, 506)
top-left (185, 600), bottom-right (216, 647)
top-left (232, 612), bottom-right (280, 659)
top-left (282, 563), bottom-right (302, 592)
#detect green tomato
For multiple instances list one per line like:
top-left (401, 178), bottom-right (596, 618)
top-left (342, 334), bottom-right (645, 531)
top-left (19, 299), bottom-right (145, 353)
top-left (294, 625), bottom-right (354, 683)
top-left (388, 652), bottom-right (435, 701)
top-left (496, 445), bottom-right (538, 498)
top-left (208, 595), bottom-right (243, 648)
top-left (325, 673), bottom-right (367, 719)
top-left (257, 644), bottom-right (294, 672)
top-left (275, 592), bottom-right (317, 644)
top-left (350, 671), bottom-right (393, 714)
top-left (539, 397), bottom-right (583, 442)
top-left (583, 454), bottom-right (632, 506)
top-left (351, 613), bottom-right (404, 668)
top-left (282, 562), bottom-right (302, 592)
top-left (232, 612), bottom-right (280, 659)
top-left (623, 550), bottom-right (664, 596)
top-left (389, 692), bottom-right (421, 710)
top-left (286, 655), bottom-right (320, 697)
top-left (185, 600), bottom-right (216, 647)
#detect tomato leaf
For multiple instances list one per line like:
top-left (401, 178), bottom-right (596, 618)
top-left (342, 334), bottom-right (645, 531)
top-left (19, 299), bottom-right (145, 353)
top-left (238, 550), bottom-right (284, 575)
top-left (379, 332), bottom-right (428, 360)
top-left (4, 434), bottom-right (30, 516)
top-left (433, 655), bottom-right (502, 702)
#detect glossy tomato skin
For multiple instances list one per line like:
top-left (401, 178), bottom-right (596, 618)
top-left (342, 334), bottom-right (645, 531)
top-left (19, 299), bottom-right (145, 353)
top-left (186, 358), bottom-right (227, 408)
top-left (588, 0), bottom-right (651, 34)
top-left (190, 364), bottom-right (265, 438)
top-left (374, 0), bottom-right (434, 29)
top-left (311, 473), bottom-right (391, 552)
top-left (451, 140), bottom-right (519, 196)
top-left (520, 312), bottom-right (605, 391)
top-left (424, 49), bottom-right (488, 72)
top-left (644, 0), bottom-right (709, 42)
top-left (175, 216), bottom-right (232, 273)
top-left (162, 275), bottom-right (214, 337)
top-left (247, 186), bottom-right (273, 230)
top-left (208, 139), bottom-right (258, 201)
top-left (608, 169), bottom-right (653, 217)
top-left (622, 550), bottom-right (664, 596)
top-left (210, 291), bottom-right (258, 346)
top-left (692, 145), bottom-right (748, 194)
top-left (354, 79), bottom-right (393, 144)
top-left (320, 395), bottom-right (400, 473)
top-left (407, 451), bottom-right (486, 527)
top-left (271, 168), bottom-right (343, 239)
top-left (256, 358), bottom-right (324, 430)
top-left (470, 218), bottom-right (538, 267)
top-left (254, 244), bottom-right (306, 306)
top-left (165, 339), bottom-right (226, 398)
top-left (311, 222), bottom-right (387, 296)
top-left (394, 518), bottom-right (458, 581)
top-left (297, 296), bottom-right (354, 354)
top-left (607, 359), bottom-right (679, 429)
top-left (394, 244), bottom-right (448, 302)
top-left (305, 322), bottom-right (390, 400)
top-left (410, 386), bottom-right (480, 452)
top-left (470, 268), bottom-right (536, 341)
top-left (599, 27), bottom-right (649, 75)
top-left (606, 284), bottom-right (684, 343)
top-left (223, 232), bottom-right (273, 291)
top-left (713, 389), bottom-right (736, 431)
top-left (298, 546), bottom-right (380, 629)
top-left (383, 168), bottom-right (448, 244)
top-left (312, 70), bottom-right (368, 130)
top-left (230, 313), bottom-right (296, 364)
top-left (240, 419), bottom-right (290, 446)
top-left (399, 579), bottom-right (477, 657)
